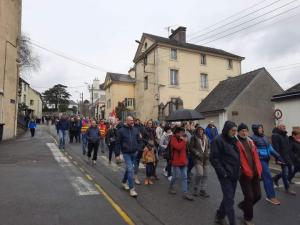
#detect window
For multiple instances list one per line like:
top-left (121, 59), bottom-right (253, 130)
top-left (170, 69), bottom-right (179, 86)
top-left (107, 99), bottom-right (111, 108)
top-left (200, 54), bottom-right (206, 65)
top-left (23, 94), bottom-right (26, 104)
top-left (144, 42), bottom-right (148, 49)
top-left (30, 100), bottom-right (34, 106)
top-left (125, 98), bottom-right (135, 108)
top-left (227, 59), bottom-right (233, 69)
top-left (24, 84), bottom-right (27, 91)
top-left (171, 48), bottom-right (177, 60)
top-left (200, 73), bottom-right (208, 89)
top-left (144, 76), bottom-right (148, 90)
top-left (144, 55), bottom-right (148, 65)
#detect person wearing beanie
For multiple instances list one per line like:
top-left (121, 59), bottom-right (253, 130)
top-left (236, 123), bottom-right (262, 225)
top-left (210, 121), bottom-right (239, 225)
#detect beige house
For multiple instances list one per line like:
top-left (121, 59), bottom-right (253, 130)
top-left (19, 77), bottom-right (43, 119)
top-left (0, 0), bottom-right (22, 140)
top-left (103, 72), bottom-right (135, 119)
top-left (132, 26), bottom-right (244, 121)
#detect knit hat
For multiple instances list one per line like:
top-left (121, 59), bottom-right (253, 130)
top-left (238, 123), bottom-right (248, 132)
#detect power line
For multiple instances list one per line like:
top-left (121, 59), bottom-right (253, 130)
top-left (193, 0), bottom-right (298, 43)
top-left (200, 4), bottom-right (300, 45)
top-left (188, 0), bottom-right (269, 39)
top-left (188, 0), bottom-right (282, 41)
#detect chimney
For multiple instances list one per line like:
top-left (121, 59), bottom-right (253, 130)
top-left (169, 26), bottom-right (186, 44)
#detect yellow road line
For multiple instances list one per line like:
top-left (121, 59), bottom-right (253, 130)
top-left (79, 167), bottom-right (85, 173)
top-left (85, 174), bottom-right (93, 181)
top-left (73, 161), bottom-right (78, 165)
top-left (68, 156), bottom-right (73, 160)
top-left (51, 136), bottom-right (58, 145)
top-left (94, 184), bottom-right (135, 225)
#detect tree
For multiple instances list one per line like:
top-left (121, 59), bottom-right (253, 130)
top-left (17, 34), bottom-right (40, 73)
top-left (42, 84), bottom-right (71, 110)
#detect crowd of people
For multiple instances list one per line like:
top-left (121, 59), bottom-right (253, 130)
top-left (53, 115), bottom-right (300, 225)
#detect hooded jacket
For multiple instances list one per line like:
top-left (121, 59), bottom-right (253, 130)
top-left (210, 121), bottom-right (240, 181)
top-left (116, 124), bottom-right (141, 154)
top-left (251, 124), bottom-right (280, 161)
top-left (170, 135), bottom-right (188, 166)
top-left (272, 127), bottom-right (292, 165)
top-left (189, 127), bottom-right (210, 166)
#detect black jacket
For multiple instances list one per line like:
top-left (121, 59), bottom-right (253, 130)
top-left (271, 128), bottom-right (292, 165)
top-left (289, 136), bottom-right (300, 167)
top-left (210, 121), bottom-right (240, 181)
top-left (106, 128), bottom-right (117, 145)
top-left (116, 125), bottom-right (141, 155)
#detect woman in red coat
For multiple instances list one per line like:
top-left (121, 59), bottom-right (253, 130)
top-left (168, 127), bottom-right (194, 201)
top-left (236, 123), bottom-right (262, 225)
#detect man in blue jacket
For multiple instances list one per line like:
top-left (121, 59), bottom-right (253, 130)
top-left (58, 115), bottom-right (69, 150)
top-left (116, 116), bottom-right (141, 197)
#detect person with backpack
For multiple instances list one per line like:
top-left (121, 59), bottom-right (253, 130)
top-left (86, 120), bottom-right (100, 165)
top-left (28, 118), bottom-right (37, 137)
top-left (189, 126), bottom-right (210, 198)
top-left (251, 124), bottom-right (282, 205)
top-left (160, 126), bottom-right (173, 180)
top-left (168, 127), bottom-right (194, 201)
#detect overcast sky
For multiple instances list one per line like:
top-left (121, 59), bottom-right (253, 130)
top-left (22, 0), bottom-right (300, 101)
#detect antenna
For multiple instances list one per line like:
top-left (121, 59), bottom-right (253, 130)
top-left (164, 25), bottom-right (179, 36)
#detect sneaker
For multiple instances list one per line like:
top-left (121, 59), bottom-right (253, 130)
top-left (163, 169), bottom-right (168, 177)
top-left (215, 213), bottom-right (228, 225)
top-left (134, 178), bottom-right (141, 185)
top-left (144, 179), bottom-right (149, 185)
top-left (266, 198), bottom-right (281, 205)
top-left (168, 176), bottom-right (172, 182)
top-left (169, 186), bottom-right (177, 195)
top-left (148, 179), bottom-right (153, 185)
top-left (199, 190), bottom-right (210, 198)
top-left (129, 189), bottom-right (138, 197)
top-left (122, 182), bottom-right (130, 191)
top-left (183, 193), bottom-right (194, 201)
top-left (92, 160), bottom-right (96, 165)
top-left (244, 220), bottom-right (255, 225)
top-left (286, 189), bottom-right (296, 195)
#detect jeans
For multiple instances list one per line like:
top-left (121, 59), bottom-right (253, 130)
top-left (122, 153), bottom-right (137, 189)
top-left (81, 133), bottom-right (88, 154)
top-left (290, 164), bottom-right (300, 181)
top-left (239, 175), bottom-right (261, 221)
top-left (87, 142), bottom-right (99, 160)
top-left (99, 138), bottom-right (106, 152)
top-left (59, 130), bottom-right (67, 149)
top-left (165, 159), bottom-right (172, 177)
top-left (108, 143), bottom-right (116, 162)
top-left (194, 164), bottom-right (208, 191)
top-left (273, 164), bottom-right (290, 191)
top-left (134, 150), bottom-right (143, 175)
top-left (260, 160), bottom-right (276, 198)
top-left (170, 166), bottom-right (188, 193)
top-left (217, 178), bottom-right (238, 225)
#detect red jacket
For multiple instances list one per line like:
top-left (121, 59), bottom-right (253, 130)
top-left (236, 138), bottom-right (262, 178)
top-left (98, 124), bottom-right (107, 139)
top-left (170, 136), bottom-right (188, 166)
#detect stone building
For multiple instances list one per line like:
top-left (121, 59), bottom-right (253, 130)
top-left (0, 0), bottom-right (22, 140)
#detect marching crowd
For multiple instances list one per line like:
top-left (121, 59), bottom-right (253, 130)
top-left (54, 115), bottom-right (300, 225)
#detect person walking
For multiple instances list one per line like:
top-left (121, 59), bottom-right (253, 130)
top-left (236, 123), bottom-right (262, 225)
top-left (116, 116), bottom-right (141, 197)
top-left (205, 121), bottom-right (219, 143)
top-left (142, 140), bottom-right (156, 185)
top-left (58, 115), bottom-right (69, 150)
top-left (288, 127), bottom-right (300, 183)
top-left (98, 119), bottom-right (107, 153)
top-left (28, 118), bottom-right (37, 137)
top-left (80, 119), bottom-right (89, 155)
top-left (251, 124), bottom-right (281, 205)
top-left (160, 126), bottom-right (173, 180)
top-left (210, 121), bottom-right (239, 225)
top-left (272, 124), bottom-right (296, 195)
top-left (106, 123), bottom-right (119, 164)
top-left (69, 118), bottom-right (78, 143)
top-left (168, 127), bottom-right (194, 201)
top-left (189, 126), bottom-right (210, 198)
top-left (86, 120), bottom-right (100, 165)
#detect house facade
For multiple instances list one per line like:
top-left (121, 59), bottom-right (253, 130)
top-left (132, 26), bottom-right (244, 121)
top-left (103, 72), bottom-right (135, 119)
top-left (195, 68), bottom-right (283, 135)
top-left (0, 0), bottom-right (22, 140)
top-left (272, 82), bottom-right (300, 134)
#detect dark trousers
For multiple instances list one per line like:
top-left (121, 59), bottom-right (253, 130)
top-left (187, 154), bottom-right (194, 177)
top-left (165, 159), bottom-right (172, 177)
top-left (69, 131), bottom-right (77, 143)
top-left (239, 175), bottom-right (261, 221)
top-left (217, 178), bottom-right (238, 225)
top-left (30, 128), bottom-right (35, 137)
top-left (108, 143), bottom-right (116, 162)
top-left (273, 164), bottom-right (291, 190)
top-left (146, 163), bottom-right (155, 178)
top-left (290, 164), bottom-right (300, 181)
top-left (87, 142), bottom-right (99, 160)
top-left (134, 150), bottom-right (144, 175)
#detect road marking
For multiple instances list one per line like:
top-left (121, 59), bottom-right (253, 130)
top-left (73, 161), bottom-right (78, 165)
top-left (85, 174), bottom-right (93, 181)
top-left (94, 184), bottom-right (135, 225)
top-left (46, 143), bottom-right (99, 196)
top-left (79, 167), bottom-right (85, 173)
top-left (68, 156), bottom-right (73, 160)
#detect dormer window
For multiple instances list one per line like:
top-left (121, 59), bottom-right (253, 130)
top-left (144, 42), bottom-right (148, 49)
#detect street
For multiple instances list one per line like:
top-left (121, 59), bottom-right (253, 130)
top-left (1, 125), bottom-right (300, 225)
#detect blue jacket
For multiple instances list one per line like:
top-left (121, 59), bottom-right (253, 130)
top-left (58, 119), bottom-right (69, 131)
top-left (205, 126), bottom-right (218, 142)
top-left (86, 126), bottom-right (100, 144)
top-left (116, 125), bottom-right (141, 155)
top-left (28, 121), bottom-right (37, 129)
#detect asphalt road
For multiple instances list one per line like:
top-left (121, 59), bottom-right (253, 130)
top-left (1, 125), bottom-right (300, 225)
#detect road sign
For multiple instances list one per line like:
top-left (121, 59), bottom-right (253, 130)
top-left (274, 109), bottom-right (283, 120)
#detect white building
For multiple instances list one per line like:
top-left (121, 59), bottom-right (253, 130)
top-left (272, 82), bottom-right (300, 134)
top-left (88, 78), bottom-right (105, 105)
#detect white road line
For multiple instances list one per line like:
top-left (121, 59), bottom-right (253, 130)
top-left (46, 143), bottom-right (99, 196)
